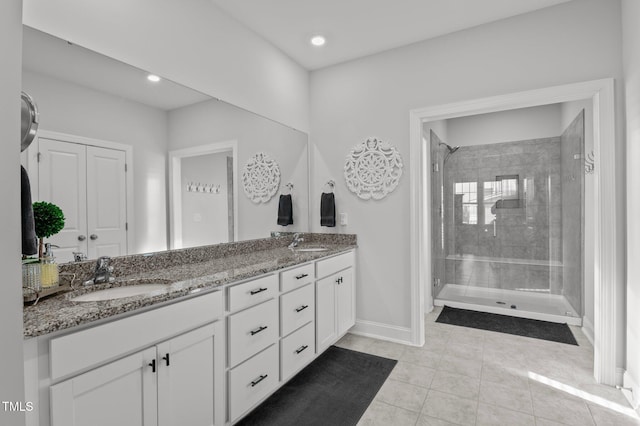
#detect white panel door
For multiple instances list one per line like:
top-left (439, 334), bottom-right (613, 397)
top-left (38, 138), bottom-right (88, 261)
top-left (157, 322), bottom-right (225, 426)
top-left (315, 275), bottom-right (337, 353)
top-left (337, 268), bottom-right (355, 336)
top-left (86, 145), bottom-right (127, 258)
top-left (50, 347), bottom-right (158, 426)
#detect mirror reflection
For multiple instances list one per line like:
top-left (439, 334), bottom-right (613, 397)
top-left (21, 26), bottom-right (310, 263)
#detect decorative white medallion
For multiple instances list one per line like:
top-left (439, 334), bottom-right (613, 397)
top-left (241, 152), bottom-right (281, 203)
top-left (344, 138), bottom-right (403, 200)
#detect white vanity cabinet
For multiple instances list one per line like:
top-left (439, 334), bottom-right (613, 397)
top-left (315, 252), bottom-right (356, 353)
top-left (50, 322), bottom-right (223, 426)
top-left (39, 290), bottom-right (225, 426)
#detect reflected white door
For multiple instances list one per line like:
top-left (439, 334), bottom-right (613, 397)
top-left (38, 138), bottom-right (88, 261)
top-left (38, 138), bottom-right (127, 262)
top-left (86, 146), bottom-right (127, 259)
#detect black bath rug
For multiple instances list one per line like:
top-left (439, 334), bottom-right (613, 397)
top-left (236, 346), bottom-right (397, 426)
top-left (436, 305), bottom-right (578, 345)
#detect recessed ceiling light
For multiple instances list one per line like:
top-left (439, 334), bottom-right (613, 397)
top-left (310, 35), bottom-right (326, 47)
top-left (147, 74), bottom-right (161, 83)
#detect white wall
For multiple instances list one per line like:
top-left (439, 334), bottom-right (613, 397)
top-left (0, 1), bottom-right (26, 425)
top-left (168, 99), bottom-right (309, 241)
top-left (447, 104), bottom-right (561, 146)
top-left (622, 0), bottom-right (640, 408)
top-left (181, 153), bottom-right (229, 247)
top-left (22, 70), bottom-right (169, 254)
top-left (21, 0), bottom-right (309, 133)
top-left (310, 0), bottom-right (624, 342)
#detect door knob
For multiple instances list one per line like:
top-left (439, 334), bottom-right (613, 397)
top-left (78, 235), bottom-right (86, 241)
top-left (90, 234), bottom-right (98, 240)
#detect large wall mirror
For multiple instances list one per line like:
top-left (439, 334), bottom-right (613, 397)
top-left (21, 26), bottom-right (310, 263)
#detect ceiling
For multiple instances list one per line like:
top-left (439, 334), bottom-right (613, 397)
top-left (211, 0), bottom-right (573, 70)
top-left (22, 27), bottom-right (210, 111)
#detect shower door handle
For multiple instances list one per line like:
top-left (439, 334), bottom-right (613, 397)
top-left (493, 220), bottom-right (497, 238)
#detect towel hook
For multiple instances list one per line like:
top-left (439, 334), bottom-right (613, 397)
top-left (283, 182), bottom-right (294, 195)
top-left (324, 180), bottom-right (335, 193)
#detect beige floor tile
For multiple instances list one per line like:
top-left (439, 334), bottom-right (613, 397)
top-left (375, 378), bottom-right (428, 412)
top-left (357, 400), bottom-right (420, 426)
top-left (335, 333), bottom-right (375, 353)
top-left (476, 402), bottom-right (536, 426)
top-left (438, 354), bottom-right (483, 379)
top-left (534, 418), bottom-right (567, 426)
top-left (416, 414), bottom-right (458, 426)
top-left (367, 339), bottom-right (407, 359)
top-left (400, 346), bottom-right (443, 369)
top-left (479, 380), bottom-right (533, 414)
top-left (587, 403), bottom-right (640, 426)
top-left (532, 391), bottom-right (595, 426)
top-left (390, 361), bottom-right (437, 388)
top-left (430, 370), bottom-right (480, 400)
top-left (421, 390), bottom-right (477, 426)
top-left (444, 341), bottom-right (483, 360)
top-left (481, 361), bottom-right (530, 389)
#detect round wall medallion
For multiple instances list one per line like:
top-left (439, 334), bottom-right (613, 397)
top-left (344, 138), bottom-right (403, 200)
top-left (241, 152), bottom-right (281, 203)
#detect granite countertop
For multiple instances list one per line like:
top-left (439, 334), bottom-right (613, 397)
top-left (23, 242), bottom-right (355, 339)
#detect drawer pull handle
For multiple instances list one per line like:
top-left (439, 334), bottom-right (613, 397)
top-left (250, 325), bottom-right (268, 336)
top-left (295, 305), bottom-right (309, 313)
top-left (250, 287), bottom-right (268, 295)
top-left (162, 353), bottom-right (170, 366)
top-left (148, 359), bottom-right (156, 373)
top-left (250, 374), bottom-right (268, 387)
top-left (295, 273), bottom-right (309, 280)
top-left (336, 277), bottom-right (343, 284)
top-left (295, 345), bottom-right (309, 354)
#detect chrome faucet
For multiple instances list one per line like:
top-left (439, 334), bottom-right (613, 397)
top-left (288, 233), bottom-right (304, 249)
top-left (84, 256), bottom-right (115, 285)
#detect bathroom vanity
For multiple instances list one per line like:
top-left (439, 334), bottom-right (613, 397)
top-left (22, 234), bottom-right (356, 426)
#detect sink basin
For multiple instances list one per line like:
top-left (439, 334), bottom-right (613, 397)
top-left (296, 247), bottom-right (329, 252)
top-left (70, 284), bottom-right (169, 302)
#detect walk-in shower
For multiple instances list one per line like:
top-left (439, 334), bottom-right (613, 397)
top-left (430, 107), bottom-right (586, 324)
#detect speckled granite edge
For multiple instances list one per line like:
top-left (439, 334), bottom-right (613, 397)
top-left (25, 233), bottom-right (356, 339)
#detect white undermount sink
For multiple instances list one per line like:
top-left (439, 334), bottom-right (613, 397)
top-left (70, 284), bottom-right (169, 302)
top-left (295, 247), bottom-right (329, 252)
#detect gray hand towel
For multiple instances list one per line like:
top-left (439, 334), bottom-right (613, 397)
top-left (277, 194), bottom-right (293, 226)
top-left (320, 192), bottom-right (336, 227)
top-left (21, 166), bottom-right (38, 255)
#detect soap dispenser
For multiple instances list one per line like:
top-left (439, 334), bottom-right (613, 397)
top-left (40, 243), bottom-right (59, 288)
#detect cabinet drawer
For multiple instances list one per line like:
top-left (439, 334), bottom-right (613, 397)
top-left (280, 284), bottom-right (314, 337)
top-left (229, 345), bottom-right (278, 423)
top-left (280, 322), bottom-right (314, 382)
top-left (228, 299), bottom-right (278, 367)
top-left (50, 290), bottom-right (223, 381)
top-left (228, 274), bottom-right (278, 312)
top-left (280, 263), bottom-right (314, 293)
top-left (316, 251), bottom-right (354, 279)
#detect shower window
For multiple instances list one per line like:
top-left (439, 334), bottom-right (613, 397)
top-left (454, 181), bottom-right (477, 224)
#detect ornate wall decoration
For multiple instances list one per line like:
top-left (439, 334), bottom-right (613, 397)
top-left (241, 152), bottom-right (281, 203)
top-left (344, 138), bottom-right (403, 200)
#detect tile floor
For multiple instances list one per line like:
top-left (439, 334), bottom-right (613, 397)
top-left (336, 306), bottom-right (640, 426)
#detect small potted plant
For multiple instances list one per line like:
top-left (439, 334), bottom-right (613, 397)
top-left (32, 201), bottom-right (65, 259)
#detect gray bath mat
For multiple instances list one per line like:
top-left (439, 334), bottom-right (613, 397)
top-left (236, 346), bottom-right (397, 426)
top-left (436, 305), bottom-right (578, 345)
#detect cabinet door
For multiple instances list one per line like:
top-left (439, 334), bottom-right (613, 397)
top-left (38, 138), bottom-right (88, 262)
top-left (50, 347), bottom-right (157, 426)
top-left (337, 268), bottom-right (355, 336)
top-left (315, 274), bottom-right (337, 353)
top-left (157, 322), bottom-right (224, 426)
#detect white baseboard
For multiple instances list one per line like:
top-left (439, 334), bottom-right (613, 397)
top-left (582, 315), bottom-right (595, 346)
top-left (350, 319), bottom-right (414, 346)
top-left (623, 370), bottom-right (640, 410)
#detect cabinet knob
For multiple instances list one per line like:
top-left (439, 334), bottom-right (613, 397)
top-left (336, 276), bottom-right (343, 284)
top-left (78, 235), bottom-right (86, 241)
top-left (90, 234), bottom-right (98, 240)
